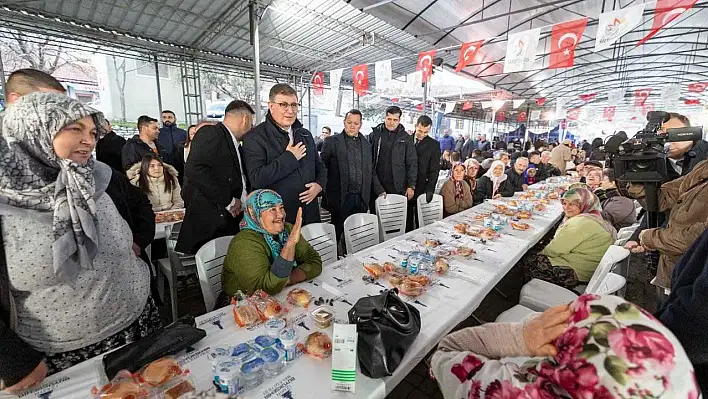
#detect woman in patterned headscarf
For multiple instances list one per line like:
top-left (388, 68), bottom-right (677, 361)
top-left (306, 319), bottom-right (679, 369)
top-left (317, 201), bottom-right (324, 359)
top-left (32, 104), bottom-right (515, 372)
top-left (519, 187), bottom-right (617, 288)
top-left (0, 92), bottom-right (160, 392)
top-left (432, 295), bottom-right (699, 399)
top-left (222, 189), bottom-right (322, 297)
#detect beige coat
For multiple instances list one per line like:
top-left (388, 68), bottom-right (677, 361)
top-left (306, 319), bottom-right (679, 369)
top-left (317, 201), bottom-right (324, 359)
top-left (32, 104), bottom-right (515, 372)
top-left (440, 179), bottom-right (474, 216)
top-left (127, 163), bottom-right (184, 212)
top-left (550, 144), bottom-right (572, 174)
top-left (641, 160), bottom-right (708, 289)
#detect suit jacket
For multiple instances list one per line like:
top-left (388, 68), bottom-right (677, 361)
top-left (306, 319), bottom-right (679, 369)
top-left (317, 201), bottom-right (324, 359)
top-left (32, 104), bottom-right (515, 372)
top-left (176, 123), bottom-right (248, 254)
top-left (502, 168), bottom-right (525, 197)
top-left (370, 123), bottom-right (417, 194)
top-left (96, 131), bottom-right (126, 173)
top-left (320, 132), bottom-right (383, 211)
top-left (414, 135), bottom-right (441, 199)
top-left (243, 113), bottom-right (327, 225)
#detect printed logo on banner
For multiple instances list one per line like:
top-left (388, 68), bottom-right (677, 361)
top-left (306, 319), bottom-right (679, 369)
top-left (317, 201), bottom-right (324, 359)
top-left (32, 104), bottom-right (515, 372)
top-left (594, 4), bottom-right (646, 51)
top-left (263, 375), bottom-right (296, 399)
top-left (503, 28), bottom-right (541, 73)
top-left (530, 110), bottom-right (542, 120)
top-left (661, 84), bottom-right (681, 105)
top-left (607, 88), bottom-right (626, 106)
top-left (375, 60), bottom-right (392, 90)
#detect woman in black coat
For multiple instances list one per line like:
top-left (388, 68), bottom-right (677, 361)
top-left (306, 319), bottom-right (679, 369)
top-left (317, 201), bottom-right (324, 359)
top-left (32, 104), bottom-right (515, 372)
top-left (474, 160), bottom-right (509, 204)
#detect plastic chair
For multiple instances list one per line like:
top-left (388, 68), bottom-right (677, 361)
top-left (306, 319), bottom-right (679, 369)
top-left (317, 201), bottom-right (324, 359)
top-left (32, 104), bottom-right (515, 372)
top-left (375, 194), bottom-right (408, 241)
top-left (195, 235), bottom-right (235, 312)
top-left (156, 222), bottom-right (197, 322)
top-left (519, 245), bottom-right (630, 312)
top-left (416, 194), bottom-right (443, 227)
top-left (495, 305), bottom-right (537, 323)
top-left (301, 223), bottom-right (338, 267)
top-left (343, 213), bottom-right (381, 254)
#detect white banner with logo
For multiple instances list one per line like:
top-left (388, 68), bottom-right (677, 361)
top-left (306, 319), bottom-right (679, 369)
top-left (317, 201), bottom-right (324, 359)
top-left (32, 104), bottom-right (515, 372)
top-left (530, 110), bottom-right (542, 121)
top-left (444, 101), bottom-right (456, 114)
top-left (556, 96), bottom-right (570, 118)
top-left (594, 4), bottom-right (646, 51)
top-left (661, 84), bottom-right (682, 106)
top-left (374, 60), bottom-right (392, 91)
top-left (607, 88), bottom-right (626, 106)
top-left (329, 69), bottom-right (343, 102)
top-left (503, 28), bottom-right (541, 73)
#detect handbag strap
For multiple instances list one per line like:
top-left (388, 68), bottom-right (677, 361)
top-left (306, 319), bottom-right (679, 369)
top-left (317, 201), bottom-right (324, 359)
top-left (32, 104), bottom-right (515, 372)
top-left (380, 290), bottom-right (414, 332)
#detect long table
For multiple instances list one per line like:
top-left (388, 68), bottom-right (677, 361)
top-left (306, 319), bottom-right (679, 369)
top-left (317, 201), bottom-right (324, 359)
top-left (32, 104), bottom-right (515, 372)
top-left (5, 193), bottom-right (563, 399)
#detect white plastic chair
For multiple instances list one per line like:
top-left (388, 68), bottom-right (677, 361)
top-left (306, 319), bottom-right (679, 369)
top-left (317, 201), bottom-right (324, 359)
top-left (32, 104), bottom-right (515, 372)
top-left (434, 178), bottom-right (446, 195)
top-left (519, 245), bottom-right (630, 312)
top-left (301, 223), bottom-right (338, 267)
top-left (496, 305), bottom-right (537, 323)
top-left (375, 194), bottom-right (408, 241)
top-left (195, 235), bottom-right (235, 312)
top-left (615, 224), bottom-right (639, 246)
top-left (416, 193), bottom-right (443, 227)
top-left (156, 222), bottom-right (197, 322)
top-left (343, 213), bottom-right (381, 254)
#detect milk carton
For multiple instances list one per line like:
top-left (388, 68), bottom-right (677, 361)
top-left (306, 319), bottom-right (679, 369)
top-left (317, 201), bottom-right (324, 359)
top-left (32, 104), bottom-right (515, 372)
top-left (331, 324), bottom-right (357, 392)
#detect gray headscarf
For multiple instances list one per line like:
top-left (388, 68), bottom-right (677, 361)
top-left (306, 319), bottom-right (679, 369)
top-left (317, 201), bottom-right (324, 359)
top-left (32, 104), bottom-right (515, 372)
top-left (0, 92), bottom-right (106, 284)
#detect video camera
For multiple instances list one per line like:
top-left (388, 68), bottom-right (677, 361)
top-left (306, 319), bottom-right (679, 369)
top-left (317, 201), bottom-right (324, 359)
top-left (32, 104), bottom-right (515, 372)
top-left (605, 111), bottom-right (703, 212)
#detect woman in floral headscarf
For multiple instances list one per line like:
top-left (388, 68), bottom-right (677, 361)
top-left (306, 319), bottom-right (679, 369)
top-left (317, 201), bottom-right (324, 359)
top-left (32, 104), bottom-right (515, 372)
top-left (441, 163), bottom-right (474, 216)
top-left (520, 187), bottom-right (616, 288)
top-left (0, 92), bottom-right (159, 392)
top-left (222, 189), bottom-right (322, 297)
top-left (432, 294), bottom-right (699, 399)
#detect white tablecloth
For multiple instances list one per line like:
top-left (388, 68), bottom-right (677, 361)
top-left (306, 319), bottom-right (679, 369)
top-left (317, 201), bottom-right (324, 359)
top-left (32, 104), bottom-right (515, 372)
top-left (6, 195), bottom-right (563, 399)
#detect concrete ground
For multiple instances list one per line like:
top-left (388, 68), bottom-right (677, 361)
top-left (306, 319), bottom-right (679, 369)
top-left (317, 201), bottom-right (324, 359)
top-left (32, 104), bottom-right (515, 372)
top-left (158, 252), bottom-right (657, 399)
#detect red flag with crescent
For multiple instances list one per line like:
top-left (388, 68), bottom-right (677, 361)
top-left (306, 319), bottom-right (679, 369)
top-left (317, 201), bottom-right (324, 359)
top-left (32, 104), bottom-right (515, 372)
top-left (688, 82), bottom-right (708, 93)
top-left (352, 64), bottom-right (369, 96)
top-left (549, 17), bottom-right (588, 69)
top-left (456, 40), bottom-right (484, 73)
top-left (496, 112), bottom-right (505, 122)
top-left (637, 0), bottom-right (697, 46)
top-left (312, 72), bottom-right (324, 96)
top-left (536, 97), bottom-right (546, 106)
top-left (685, 99), bottom-right (701, 105)
top-left (462, 101), bottom-right (474, 110)
top-left (603, 106), bottom-right (616, 122)
top-left (567, 108), bottom-right (580, 120)
top-left (634, 88), bottom-right (652, 107)
top-left (517, 111), bottom-right (527, 122)
top-left (417, 50), bottom-right (437, 82)
top-left (416, 103), bottom-right (424, 111)
top-left (579, 92), bottom-right (597, 102)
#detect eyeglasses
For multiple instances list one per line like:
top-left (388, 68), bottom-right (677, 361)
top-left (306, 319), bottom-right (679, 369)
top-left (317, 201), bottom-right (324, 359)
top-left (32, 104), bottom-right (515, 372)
top-left (271, 102), bottom-right (301, 111)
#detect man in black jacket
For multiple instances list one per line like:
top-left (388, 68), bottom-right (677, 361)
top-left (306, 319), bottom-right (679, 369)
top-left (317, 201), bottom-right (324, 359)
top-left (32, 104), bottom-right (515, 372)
top-left (536, 150), bottom-right (561, 181)
top-left (502, 157), bottom-right (528, 197)
top-left (321, 110), bottom-right (383, 242)
top-left (176, 101), bottom-right (253, 254)
top-left (407, 115), bottom-right (441, 231)
top-left (121, 115), bottom-right (167, 170)
top-left (243, 84), bottom-right (327, 225)
top-left (96, 120), bottom-right (126, 172)
top-left (370, 106), bottom-right (417, 209)
top-left (158, 110), bottom-right (187, 165)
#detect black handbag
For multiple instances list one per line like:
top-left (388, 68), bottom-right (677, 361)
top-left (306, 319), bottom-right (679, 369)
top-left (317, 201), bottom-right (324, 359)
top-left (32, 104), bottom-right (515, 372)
top-left (348, 289), bottom-right (421, 378)
top-left (102, 315), bottom-right (206, 380)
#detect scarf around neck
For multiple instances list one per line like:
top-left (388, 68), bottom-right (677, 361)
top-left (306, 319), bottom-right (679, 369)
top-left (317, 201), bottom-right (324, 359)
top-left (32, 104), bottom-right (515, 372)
top-left (240, 189), bottom-right (294, 266)
top-left (0, 92), bottom-right (106, 284)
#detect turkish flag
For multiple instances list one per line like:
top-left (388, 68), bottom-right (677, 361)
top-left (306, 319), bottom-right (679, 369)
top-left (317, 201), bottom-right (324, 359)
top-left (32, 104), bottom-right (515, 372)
top-left (634, 88), bottom-right (652, 107)
top-left (462, 101), bottom-right (474, 110)
top-left (567, 108), bottom-right (580, 120)
top-left (312, 71), bottom-right (324, 96)
top-left (603, 106), bottom-right (616, 122)
top-left (416, 103), bottom-right (424, 111)
top-left (549, 18), bottom-right (588, 69)
top-left (536, 97), bottom-right (547, 106)
top-left (579, 92), bottom-right (597, 102)
top-left (496, 112), bottom-right (506, 122)
top-left (637, 0), bottom-right (697, 46)
top-left (417, 50), bottom-right (437, 82)
top-left (456, 40), bottom-right (484, 72)
top-left (688, 82), bottom-right (708, 93)
top-left (517, 111), bottom-right (527, 122)
top-left (685, 99), bottom-right (701, 105)
top-left (391, 98), bottom-right (399, 103)
top-left (352, 64), bottom-right (369, 96)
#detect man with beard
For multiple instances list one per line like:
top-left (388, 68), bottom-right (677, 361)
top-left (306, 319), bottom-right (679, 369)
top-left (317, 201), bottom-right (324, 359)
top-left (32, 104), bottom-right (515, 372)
top-left (408, 115), bottom-right (441, 231)
top-left (369, 106), bottom-right (417, 210)
top-left (157, 110), bottom-right (187, 165)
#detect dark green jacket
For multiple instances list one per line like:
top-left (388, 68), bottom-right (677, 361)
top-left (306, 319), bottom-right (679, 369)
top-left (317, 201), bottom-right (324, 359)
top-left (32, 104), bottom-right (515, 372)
top-left (222, 225), bottom-right (322, 296)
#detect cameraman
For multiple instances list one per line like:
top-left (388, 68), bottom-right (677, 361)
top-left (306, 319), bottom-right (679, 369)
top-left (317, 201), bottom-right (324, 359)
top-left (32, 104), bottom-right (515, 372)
top-left (627, 159), bottom-right (708, 293)
top-left (626, 112), bottom-right (708, 244)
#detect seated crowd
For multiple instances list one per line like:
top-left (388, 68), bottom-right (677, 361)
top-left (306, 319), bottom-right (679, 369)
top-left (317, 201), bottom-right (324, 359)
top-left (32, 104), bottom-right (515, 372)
top-left (1, 68), bottom-right (708, 396)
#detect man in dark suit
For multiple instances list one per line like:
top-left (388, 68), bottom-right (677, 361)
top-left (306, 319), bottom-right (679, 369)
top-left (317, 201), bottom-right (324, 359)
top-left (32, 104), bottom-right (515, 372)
top-left (243, 84), bottom-right (327, 225)
top-left (321, 109), bottom-right (384, 244)
top-left (370, 106), bottom-right (417, 210)
top-left (96, 120), bottom-right (126, 172)
top-left (176, 100), bottom-right (253, 254)
top-left (407, 115), bottom-right (441, 231)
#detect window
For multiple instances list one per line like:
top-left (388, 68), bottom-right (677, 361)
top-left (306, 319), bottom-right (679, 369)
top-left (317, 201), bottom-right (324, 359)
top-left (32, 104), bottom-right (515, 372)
top-left (455, 119), bottom-right (464, 129)
top-left (135, 60), bottom-right (170, 79)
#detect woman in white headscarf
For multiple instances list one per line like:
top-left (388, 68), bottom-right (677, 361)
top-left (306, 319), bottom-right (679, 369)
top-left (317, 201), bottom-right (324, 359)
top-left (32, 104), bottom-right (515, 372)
top-left (475, 160), bottom-right (509, 203)
top-left (0, 92), bottom-right (160, 393)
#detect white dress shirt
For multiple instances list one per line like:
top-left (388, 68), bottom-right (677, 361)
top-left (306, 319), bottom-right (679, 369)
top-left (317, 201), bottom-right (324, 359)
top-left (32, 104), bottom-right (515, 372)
top-left (224, 125), bottom-right (248, 211)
